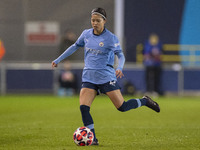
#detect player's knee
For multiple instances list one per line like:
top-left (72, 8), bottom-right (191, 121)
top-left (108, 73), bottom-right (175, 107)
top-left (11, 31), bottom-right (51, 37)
top-left (117, 102), bottom-right (126, 112)
top-left (80, 105), bottom-right (90, 113)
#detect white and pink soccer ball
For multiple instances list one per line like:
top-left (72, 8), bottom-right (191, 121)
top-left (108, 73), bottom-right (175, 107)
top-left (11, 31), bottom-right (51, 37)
top-left (73, 127), bottom-right (94, 146)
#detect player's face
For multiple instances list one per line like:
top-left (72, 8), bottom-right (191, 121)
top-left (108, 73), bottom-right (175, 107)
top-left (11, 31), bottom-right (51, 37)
top-left (91, 14), bottom-right (106, 35)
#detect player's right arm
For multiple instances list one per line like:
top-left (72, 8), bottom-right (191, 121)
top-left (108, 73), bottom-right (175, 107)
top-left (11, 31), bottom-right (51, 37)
top-left (51, 61), bottom-right (58, 68)
top-left (51, 30), bottom-right (86, 68)
top-left (52, 43), bottom-right (80, 68)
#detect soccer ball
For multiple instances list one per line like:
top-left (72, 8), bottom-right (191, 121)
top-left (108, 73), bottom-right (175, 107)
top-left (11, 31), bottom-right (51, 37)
top-left (73, 127), bottom-right (94, 146)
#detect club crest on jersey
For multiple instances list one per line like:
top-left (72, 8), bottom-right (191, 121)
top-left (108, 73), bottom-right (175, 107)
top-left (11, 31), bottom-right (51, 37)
top-left (109, 80), bottom-right (116, 86)
top-left (99, 42), bottom-right (104, 47)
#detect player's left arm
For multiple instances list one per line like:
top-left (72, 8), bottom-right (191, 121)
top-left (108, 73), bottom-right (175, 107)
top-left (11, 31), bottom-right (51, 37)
top-left (112, 34), bottom-right (125, 78)
top-left (115, 51), bottom-right (125, 78)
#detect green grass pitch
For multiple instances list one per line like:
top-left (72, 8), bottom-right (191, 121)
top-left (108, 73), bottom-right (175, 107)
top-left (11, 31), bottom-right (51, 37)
top-left (0, 95), bottom-right (200, 150)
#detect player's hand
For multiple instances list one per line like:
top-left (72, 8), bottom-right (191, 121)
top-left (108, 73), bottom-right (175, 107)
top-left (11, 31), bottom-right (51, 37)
top-left (115, 69), bottom-right (124, 78)
top-left (51, 61), bottom-right (58, 68)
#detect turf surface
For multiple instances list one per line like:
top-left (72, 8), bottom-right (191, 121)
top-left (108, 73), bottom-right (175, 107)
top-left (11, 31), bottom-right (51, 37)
top-left (0, 95), bottom-right (200, 150)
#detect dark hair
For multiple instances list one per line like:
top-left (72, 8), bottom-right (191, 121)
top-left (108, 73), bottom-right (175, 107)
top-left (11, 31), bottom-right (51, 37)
top-left (91, 7), bottom-right (107, 20)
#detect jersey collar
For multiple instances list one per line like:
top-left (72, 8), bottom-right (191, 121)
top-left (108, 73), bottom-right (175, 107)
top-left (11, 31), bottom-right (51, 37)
top-left (93, 27), bottom-right (106, 36)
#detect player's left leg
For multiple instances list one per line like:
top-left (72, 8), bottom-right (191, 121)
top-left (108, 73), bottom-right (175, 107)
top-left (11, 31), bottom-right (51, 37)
top-left (106, 89), bottom-right (160, 112)
top-left (106, 89), bottom-right (145, 110)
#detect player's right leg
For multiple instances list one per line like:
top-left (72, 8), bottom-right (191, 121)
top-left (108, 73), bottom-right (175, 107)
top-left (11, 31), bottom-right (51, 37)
top-left (79, 86), bottom-right (99, 145)
top-left (79, 88), bottom-right (96, 106)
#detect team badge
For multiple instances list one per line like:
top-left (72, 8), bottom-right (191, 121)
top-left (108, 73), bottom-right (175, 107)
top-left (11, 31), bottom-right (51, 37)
top-left (99, 42), bottom-right (104, 47)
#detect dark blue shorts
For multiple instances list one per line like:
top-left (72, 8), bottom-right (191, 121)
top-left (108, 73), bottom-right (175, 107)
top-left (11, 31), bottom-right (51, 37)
top-left (82, 80), bottom-right (121, 95)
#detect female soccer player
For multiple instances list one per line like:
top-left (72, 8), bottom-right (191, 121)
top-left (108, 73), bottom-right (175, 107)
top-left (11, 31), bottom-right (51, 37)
top-left (52, 8), bottom-right (160, 145)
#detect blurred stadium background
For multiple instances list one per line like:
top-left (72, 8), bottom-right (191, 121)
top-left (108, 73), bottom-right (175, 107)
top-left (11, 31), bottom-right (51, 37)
top-left (0, 0), bottom-right (200, 95)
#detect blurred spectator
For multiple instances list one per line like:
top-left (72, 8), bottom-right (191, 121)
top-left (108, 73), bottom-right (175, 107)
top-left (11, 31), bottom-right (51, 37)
top-left (143, 33), bottom-right (163, 96)
top-left (123, 79), bottom-right (136, 95)
top-left (59, 30), bottom-right (76, 55)
top-left (0, 39), bottom-right (5, 61)
top-left (58, 60), bottom-right (77, 96)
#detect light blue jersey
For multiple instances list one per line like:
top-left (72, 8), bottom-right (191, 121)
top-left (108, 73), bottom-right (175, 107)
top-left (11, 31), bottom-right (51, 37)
top-left (53, 28), bottom-right (125, 84)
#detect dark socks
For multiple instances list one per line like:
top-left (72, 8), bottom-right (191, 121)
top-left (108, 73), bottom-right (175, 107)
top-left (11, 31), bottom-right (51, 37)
top-left (79, 98), bottom-right (147, 140)
top-left (80, 105), bottom-right (97, 141)
top-left (118, 98), bottom-right (147, 112)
